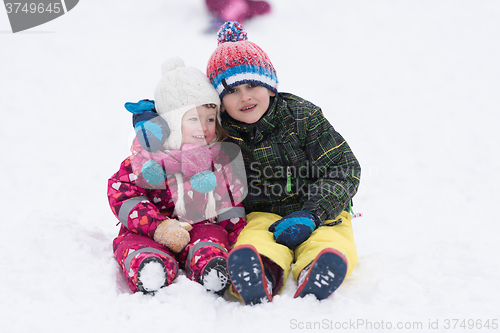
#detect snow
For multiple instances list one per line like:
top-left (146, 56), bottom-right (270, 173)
top-left (202, 266), bottom-right (226, 292)
top-left (138, 260), bottom-right (167, 293)
top-left (1, 0), bottom-right (499, 332)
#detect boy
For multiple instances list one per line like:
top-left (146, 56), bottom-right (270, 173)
top-left (207, 22), bottom-right (361, 304)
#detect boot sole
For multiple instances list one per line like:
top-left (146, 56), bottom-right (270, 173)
top-left (227, 245), bottom-right (272, 305)
top-left (294, 248), bottom-right (348, 300)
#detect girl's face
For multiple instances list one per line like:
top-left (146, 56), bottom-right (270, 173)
top-left (181, 105), bottom-right (217, 146)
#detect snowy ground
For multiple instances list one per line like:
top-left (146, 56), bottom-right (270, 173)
top-left (1, 1), bottom-right (499, 332)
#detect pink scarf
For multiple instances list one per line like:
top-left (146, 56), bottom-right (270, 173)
top-left (132, 142), bottom-right (221, 177)
top-left (130, 141), bottom-right (222, 221)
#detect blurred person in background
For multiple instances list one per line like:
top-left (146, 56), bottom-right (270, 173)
top-left (205, 0), bottom-right (271, 31)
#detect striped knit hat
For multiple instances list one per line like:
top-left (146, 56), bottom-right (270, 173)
top-left (206, 21), bottom-right (278, 99)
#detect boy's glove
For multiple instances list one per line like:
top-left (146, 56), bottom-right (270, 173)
top-left (154, 219), bottom-right (193, 253)
top-left (268, 211), bottom-right (321, 250)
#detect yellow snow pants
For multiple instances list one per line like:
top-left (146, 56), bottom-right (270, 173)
top-left (232, 210), bottom-right (358, 295)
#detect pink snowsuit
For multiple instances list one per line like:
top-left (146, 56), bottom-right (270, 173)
top-left (108, 139), bottom-right (247, 293)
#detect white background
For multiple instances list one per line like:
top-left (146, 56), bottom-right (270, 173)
top-left (1, 1), bottom-right (499, 332)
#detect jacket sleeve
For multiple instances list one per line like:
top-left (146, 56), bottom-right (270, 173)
top-left (107, 157), bottom-right (167, 239)
top-left (299, 106), bottom-right (361, 222)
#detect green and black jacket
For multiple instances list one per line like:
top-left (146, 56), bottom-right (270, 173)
top-left (221, 93), bottom-right (361, 223)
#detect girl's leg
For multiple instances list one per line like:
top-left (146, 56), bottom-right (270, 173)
top-left (113, 231), bottom-right (178, 294)
top-left (178, 222), bottom-right (231, 294)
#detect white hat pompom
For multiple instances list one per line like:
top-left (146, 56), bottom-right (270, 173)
top-left (161, 57), bottom-right (185, 76)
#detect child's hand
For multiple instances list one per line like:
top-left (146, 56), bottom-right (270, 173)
top-left (178, 221), bottom-right (193, 231)
top-left (125, 99), bottom-right (170, 153)
top-left (154, 219), bottom-right (191, 253)
top-left (268, 211), bottom-right (321, 250)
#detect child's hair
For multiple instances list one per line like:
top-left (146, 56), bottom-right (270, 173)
top-left (204, 103), bottom-right (229, 143)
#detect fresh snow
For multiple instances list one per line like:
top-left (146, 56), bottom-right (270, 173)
top-left (138, 261), bottom-right (167, 292)
top-left (202, 266), bottom-right (226, 292)
top-left (1, 1), bottom-right (499, 332)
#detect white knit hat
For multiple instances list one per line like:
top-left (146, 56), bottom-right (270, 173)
top-left (154, 57), bottom-right (221, 150)
top-left (153, 57), bottom-right (221, 221)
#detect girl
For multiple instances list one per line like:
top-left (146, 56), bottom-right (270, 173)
top-left (108, 57), bottom-right (247, 295)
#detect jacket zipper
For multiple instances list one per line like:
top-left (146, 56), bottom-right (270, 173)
top-left (286, 166), bottom-right (292, 192)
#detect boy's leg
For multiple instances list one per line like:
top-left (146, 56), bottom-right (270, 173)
top-left (227, 244), bottom-right (273, 305)
top-left (113, 231), bottom-right (178, 294)
top-left (179, 222), bottom-right (231, 294)
top-left (292, 211), bottom-right (357, 298)
top-left (230, 212), bottom-right (294, 298)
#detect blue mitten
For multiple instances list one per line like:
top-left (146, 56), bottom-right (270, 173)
top-left (125, 99), bottom-right (170, 152)
top-left (125, 99), bottom-right (156, 114)
top-left (268, 211), bottom-right (321, 250)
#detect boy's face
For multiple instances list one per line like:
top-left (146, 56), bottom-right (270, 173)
top-left (221, 84), bottom-right (275, 124)
top-left (181, 105), bottom-right (217, 146)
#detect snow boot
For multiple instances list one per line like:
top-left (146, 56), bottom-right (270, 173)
top-left (294, 248), bottom-right (348, 300)
top-left (199, 256), bottom-right (230, 295)
top-left (227, 245), bottom-right (273, 305)
top-left (136, 256), bottom-right (169, 295)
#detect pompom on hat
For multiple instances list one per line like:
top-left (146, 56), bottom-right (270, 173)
top-left (206, 21), bottom-right (278, 99)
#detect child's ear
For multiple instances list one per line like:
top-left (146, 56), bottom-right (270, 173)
top-left (220, 104), bottom-right (226, 112)
top-left (270, 91), bottom-right (276, 97)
